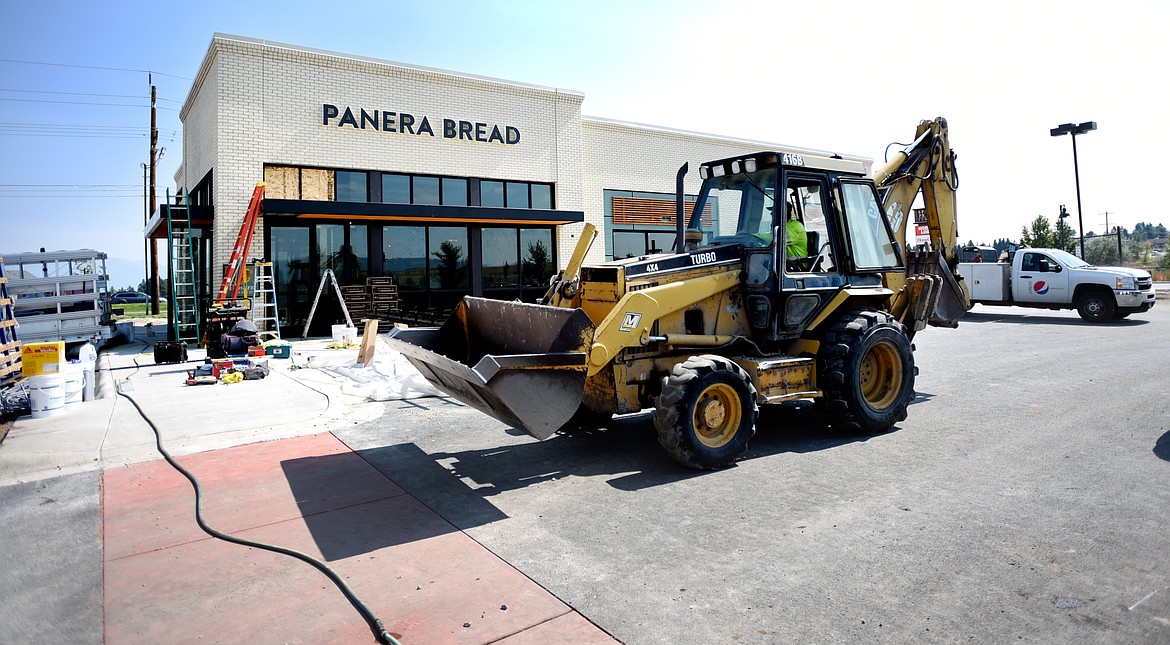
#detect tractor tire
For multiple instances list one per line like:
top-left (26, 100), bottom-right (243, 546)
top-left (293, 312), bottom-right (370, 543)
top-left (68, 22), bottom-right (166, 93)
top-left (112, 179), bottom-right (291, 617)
top-left (816, 310), bottom-right (915, 435)
top-left (1077, 290), bottom-right (1115, 322)
top-left (654, 355), bottom-right (758, 470)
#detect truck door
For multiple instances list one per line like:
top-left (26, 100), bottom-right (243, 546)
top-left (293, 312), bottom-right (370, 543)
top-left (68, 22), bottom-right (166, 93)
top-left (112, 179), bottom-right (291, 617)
top-left (1014, 251), bottom-right (1070, 305)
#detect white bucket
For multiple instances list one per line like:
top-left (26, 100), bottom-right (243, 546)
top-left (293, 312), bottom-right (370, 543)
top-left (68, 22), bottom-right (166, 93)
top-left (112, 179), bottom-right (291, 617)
top-left (62, 362), bottom-right (85, 405)
top-left (29, 373), bottom-right (67, 418)
top-left (331, 324), bottom-right (358, 344)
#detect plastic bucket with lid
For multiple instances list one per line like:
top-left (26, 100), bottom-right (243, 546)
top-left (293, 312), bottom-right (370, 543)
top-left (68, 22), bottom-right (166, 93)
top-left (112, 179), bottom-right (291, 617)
top-left (332, 324), bottom-right (358, 344)
top-left (62, 362), bottom-right (85, 405)
top-left (29, 373), bottom-right (66, 418)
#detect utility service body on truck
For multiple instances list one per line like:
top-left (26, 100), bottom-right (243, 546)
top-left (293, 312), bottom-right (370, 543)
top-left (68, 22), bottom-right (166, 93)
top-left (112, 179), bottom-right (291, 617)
top-left (958, 248), bottom-right (1156, 322)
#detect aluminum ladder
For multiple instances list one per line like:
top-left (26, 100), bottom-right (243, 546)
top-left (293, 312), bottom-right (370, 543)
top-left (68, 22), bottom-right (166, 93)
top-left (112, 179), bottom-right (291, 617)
top-left (300, 269), bottom-right (354, 339)
top-left (249, 261), bottom-right (281, 342)
top-left (165, 190), bottom-right (200, 344)
top-left (0, 256), bottom-right (21, 389)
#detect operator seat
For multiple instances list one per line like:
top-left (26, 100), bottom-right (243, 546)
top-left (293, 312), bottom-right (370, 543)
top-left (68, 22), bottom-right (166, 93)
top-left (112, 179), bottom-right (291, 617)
top-left (787, 230), bottom-right (821, 272)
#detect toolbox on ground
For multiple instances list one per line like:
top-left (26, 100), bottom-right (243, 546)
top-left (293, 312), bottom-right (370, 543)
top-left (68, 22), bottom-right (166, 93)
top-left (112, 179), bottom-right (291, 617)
top-left (265, 344), bottom-right (291, 359)
top-left (154, 341), bottom-right (188, 364)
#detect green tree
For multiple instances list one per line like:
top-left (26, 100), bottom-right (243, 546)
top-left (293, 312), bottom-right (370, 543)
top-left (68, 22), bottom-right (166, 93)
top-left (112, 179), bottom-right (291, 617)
top-left (522, 240), bottom-right (551, 287)
top-left (1053, 218), bottom-right (1077, 253)
top-left (432, 241), bottom-right (466, 289)
top-left (136, 277), bottom-right (170, 298)
top-left (1083, 233), bottom-right (1139, 266)
top-left (1020, 215), bottom-right (1055, 248)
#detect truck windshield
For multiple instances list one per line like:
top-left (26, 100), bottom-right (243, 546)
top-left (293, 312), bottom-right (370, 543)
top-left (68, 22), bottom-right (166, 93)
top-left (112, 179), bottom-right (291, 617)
top-left (693, 167), bottom-right (777, 248)
top-left (1046, 249), bottom-right (1092, 268)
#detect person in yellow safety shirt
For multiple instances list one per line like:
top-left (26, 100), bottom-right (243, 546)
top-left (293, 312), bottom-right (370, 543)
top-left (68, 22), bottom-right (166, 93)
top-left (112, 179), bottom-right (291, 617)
top-left (786, 213), bottom-right (807, 259)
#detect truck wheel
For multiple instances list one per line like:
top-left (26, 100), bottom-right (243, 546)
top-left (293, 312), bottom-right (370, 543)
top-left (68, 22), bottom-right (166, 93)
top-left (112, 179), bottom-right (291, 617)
top-left (816, 310), bottom-right (915, 434)
top-left (1112, 311), bottom-right (1131, 320)
top-left (1076, 290), bottom-right (1115, 322)
top-left (655, 355), bottom-right (758, 470)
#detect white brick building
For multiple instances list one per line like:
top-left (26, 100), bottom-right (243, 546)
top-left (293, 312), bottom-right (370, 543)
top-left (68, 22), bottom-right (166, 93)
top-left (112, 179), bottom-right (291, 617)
top-left (156, 33), bottom-right (867, 333)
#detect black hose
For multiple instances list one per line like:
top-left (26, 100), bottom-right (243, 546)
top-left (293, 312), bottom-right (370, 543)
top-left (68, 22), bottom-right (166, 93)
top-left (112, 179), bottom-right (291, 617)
top-left (116, 350), bottom-right (402, 645)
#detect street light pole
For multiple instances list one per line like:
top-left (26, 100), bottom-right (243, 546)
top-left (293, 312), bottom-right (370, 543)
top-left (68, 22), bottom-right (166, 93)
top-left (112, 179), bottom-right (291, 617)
top-left (1050, 121), bottom-right (1097, 259)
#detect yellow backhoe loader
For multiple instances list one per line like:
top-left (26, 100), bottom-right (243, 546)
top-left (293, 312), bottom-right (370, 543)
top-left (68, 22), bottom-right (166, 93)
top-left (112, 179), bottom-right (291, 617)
top-left (386, 117), bottom-right (968, 469)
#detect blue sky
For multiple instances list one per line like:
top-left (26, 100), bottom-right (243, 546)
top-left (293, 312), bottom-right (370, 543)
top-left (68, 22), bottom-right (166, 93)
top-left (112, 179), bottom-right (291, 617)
top-left (2, 0), bottom-right (1167, 288)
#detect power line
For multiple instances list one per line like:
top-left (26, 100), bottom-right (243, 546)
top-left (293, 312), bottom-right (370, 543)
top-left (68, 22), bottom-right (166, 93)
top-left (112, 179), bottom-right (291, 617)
top-left (0, 122), bottom-right (177, 133)
top-left (0, 87), bottom-right (183, 103)
top-left (0, 184), bottom-right (141, 187)
top-left (0, 97), bottom-right (179, 110)
top-left (0, 58), bottom-right (191, 81)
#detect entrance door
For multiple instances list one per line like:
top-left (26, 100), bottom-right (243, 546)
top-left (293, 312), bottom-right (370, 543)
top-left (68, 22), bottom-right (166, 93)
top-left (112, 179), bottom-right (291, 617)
top-left (270, 227), bottom-right (311, 333)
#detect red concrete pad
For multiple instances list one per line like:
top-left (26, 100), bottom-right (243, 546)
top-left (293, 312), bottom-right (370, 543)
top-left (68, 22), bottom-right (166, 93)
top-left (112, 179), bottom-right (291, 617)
top-left (102, 432), bottom-right (619, 644)
top-left (103, 433), bottom-right (405, 560)
top-left (494, 612), bottom-right (620, 644)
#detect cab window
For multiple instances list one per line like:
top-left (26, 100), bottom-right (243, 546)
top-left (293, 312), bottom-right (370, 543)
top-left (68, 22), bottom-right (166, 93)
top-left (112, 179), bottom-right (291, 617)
top-left (839, 181), bottom-right (902, 270)
top-left (783, 175), bottom-right (833, 273)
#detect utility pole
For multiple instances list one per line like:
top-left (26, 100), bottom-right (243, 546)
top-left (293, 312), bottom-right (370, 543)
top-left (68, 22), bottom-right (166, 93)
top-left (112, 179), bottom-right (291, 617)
top-left (148, 77), bottom-right (161, 316)
top-left (142, 163), bottom-right (148, 293)
top-left (1101, 211), bottom-right (1123, 265)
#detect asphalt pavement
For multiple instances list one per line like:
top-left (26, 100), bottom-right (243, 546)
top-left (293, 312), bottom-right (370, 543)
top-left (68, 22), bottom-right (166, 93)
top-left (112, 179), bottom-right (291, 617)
top-left (1, 301), bottom-right (1168, 644)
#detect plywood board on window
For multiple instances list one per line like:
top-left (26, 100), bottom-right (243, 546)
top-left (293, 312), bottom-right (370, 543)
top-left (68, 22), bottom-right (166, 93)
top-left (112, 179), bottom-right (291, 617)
top-left (301, 169), bottom-right (335, 201)
top-left (263, 166), bottom-right (300, 199)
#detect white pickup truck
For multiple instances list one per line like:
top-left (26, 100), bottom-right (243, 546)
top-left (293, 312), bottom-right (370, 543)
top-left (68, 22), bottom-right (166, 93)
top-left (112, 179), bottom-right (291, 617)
top-left (957, 248), bottom-right (1156, 322)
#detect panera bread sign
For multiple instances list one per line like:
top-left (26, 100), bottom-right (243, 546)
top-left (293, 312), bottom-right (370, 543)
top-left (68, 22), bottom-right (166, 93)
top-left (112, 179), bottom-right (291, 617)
top-left (322, 103), bottom-right (521, 145)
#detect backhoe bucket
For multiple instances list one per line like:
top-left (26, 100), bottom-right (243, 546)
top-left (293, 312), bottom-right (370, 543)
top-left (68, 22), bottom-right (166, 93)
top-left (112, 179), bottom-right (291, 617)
top-left (384, 297), bottom-right (595, 440)
top-left (906, 248), bottom-right (969, 329)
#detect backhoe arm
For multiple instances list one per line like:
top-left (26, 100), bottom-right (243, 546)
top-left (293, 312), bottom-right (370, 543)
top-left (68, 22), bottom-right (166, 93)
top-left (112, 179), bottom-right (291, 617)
top-left (872, 117), bottom-right (969, 333)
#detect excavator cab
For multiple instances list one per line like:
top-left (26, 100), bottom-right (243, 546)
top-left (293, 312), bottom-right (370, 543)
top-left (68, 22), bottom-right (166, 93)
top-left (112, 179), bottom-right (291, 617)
top-left (686, 152), bottom-right (903, 342)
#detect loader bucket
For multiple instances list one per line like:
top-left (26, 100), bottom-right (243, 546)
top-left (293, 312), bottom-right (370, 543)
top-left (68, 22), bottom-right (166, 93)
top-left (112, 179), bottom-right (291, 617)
top-left (384, 297), bottom-right (595, 440)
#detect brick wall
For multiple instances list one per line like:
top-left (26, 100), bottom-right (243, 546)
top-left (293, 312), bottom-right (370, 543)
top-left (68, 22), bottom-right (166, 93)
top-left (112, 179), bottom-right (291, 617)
top-left (180, 34), bottom-right (870, 287)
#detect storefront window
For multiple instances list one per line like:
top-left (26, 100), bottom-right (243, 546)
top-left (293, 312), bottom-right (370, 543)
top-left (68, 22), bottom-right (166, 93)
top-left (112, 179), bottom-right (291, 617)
top-left (317, 224), bottom-right (346, 273)
top-left (383, 226), bottom-right (426, 290)
top-left (413, 176), bottom-right (440, 205)
top-left (350, 225), bottom-right (369, 282)
top-left (482, 228), bottom-right (519, 289)
top-left (506, 182), bottom-right (529, 209)
top-left (481, 180), bottom-right (504, 207)
top-left (271, 227), bottom-right (310, 330)
top-left (336, 171), bottom-right (367, 202)
top-left (521, 228), bottom-right (554, 288)
top-left (382, 174), bottom-right (410, 204)
top-left (428, 226), bottom-right (468, 289)
top-left (442, 178), bottom-right (468, 206)
top-left (613, 231), bottom-right (644, 260)
top-left (531, 183), bottom-right (552, 209)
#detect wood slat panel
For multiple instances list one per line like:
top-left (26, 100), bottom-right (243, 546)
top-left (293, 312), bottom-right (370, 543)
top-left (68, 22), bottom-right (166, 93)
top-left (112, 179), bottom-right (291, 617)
top-left (613, 196), bottom-right (714, 227)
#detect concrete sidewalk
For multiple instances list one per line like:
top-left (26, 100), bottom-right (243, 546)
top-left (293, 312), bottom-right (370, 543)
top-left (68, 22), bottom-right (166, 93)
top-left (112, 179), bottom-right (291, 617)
top-left (0, 333), bottom-right (618, 644)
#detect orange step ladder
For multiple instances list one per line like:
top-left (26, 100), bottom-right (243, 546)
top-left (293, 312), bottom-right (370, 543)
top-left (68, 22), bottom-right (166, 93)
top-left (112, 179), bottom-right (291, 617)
top-left (215, 182), bottom-right (266, 303)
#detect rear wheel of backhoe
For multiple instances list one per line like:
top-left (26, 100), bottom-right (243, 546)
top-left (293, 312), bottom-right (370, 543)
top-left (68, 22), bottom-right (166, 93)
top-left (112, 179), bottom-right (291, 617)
top-left (816, 310), bottom-right (915, 435)
top-left (654, 355), bottom-right (758, 470)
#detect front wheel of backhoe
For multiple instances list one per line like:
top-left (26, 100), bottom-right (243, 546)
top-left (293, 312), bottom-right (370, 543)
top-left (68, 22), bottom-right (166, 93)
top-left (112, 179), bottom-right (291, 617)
top-left (816, 310), bottom-right (915, 435)
top-left (654, 355), bottom-right (758, 470)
